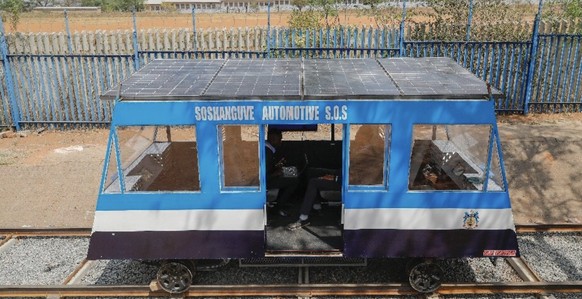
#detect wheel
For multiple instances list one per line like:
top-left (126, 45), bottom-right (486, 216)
top-left (408, 261), bottom-right (443, 293)
top-left (156, 261), bottom-right (194, 294)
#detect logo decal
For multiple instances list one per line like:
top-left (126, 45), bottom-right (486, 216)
top-left (483, 250), bottom-right (517, 257)
top-left (463, 210), bottom-right (479, 229)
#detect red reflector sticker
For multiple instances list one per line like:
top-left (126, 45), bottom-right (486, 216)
top-left (483, 250), bottom-right (517, 257)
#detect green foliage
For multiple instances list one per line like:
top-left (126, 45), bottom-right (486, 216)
top-left (288, 9), bottom-right (322, 29)
top-left (543, 0), bottom-right (582, 33)
top-left (97, 0), bottom-right (145, 11)
top-left (0, 0), bottom-right (25, 31)
top-left (408, 0), bottom-right (531, 41)
top-left (291, 0), bottom-right (309, 11)
top-left (81, 0), bottom-right (103, 6)
top-left (360, 0), bottom-right (382, 9)
top-left (358, 6), bottom-right (401, 27)
top-left (564, 0), bottom-right (582, 18)
top-left (288, 0), bottom-right (339, 29)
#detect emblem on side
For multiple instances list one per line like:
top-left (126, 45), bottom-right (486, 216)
top-left (463, 210), bottom-right (479, 229)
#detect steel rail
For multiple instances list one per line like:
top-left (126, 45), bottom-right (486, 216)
top-left (1, 282), bottom-right (582, 298)
top-left (515, 224), bottom-right (582, 233)
top-left (0, 228), bottom-right (91, 237)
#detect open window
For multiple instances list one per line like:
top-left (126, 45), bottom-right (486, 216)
top-left (348, 124), bottom-right (391, 189)
top-left (409, 125), bottom-right (501, 191)
top-left (104, 126), bottom-right (201, 193)
top-left (219, 125), bottom-right (260, 190)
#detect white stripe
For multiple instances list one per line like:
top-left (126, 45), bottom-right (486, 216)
top-left (344, 208), bottom-right (516, 230)
top-left (92, 209), bottom-right (264, 232)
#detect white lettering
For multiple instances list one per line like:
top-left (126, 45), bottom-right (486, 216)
top-left (194, 105), bottom-right (256, 121)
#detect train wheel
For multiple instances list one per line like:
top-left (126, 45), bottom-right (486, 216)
top-left (156, 261), bottom-right (194, 294)
top-left (408, 260), bottom-right (443, 293)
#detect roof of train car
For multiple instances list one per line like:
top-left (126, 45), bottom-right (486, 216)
top-left (102, 57), bottom-right (502, 101)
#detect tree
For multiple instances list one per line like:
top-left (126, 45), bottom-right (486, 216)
top-left (100, 0), bottom-right (145, 11)
top-left (35, 0), bottom-right (55, 7)
top-left (292, 0), bottom-right (308, 11)
top-left (360, 0), bottom-right (381, 9)
top-left (0, 0), bottom-right (25, 31)
top-left (543, 0), bottom-right (582, 33)
top-left (288, 9), bottom-right (321, 29)
top-left (81, 0), bottom-right (103, 6)
top-left (563, 0), bottom-right (582, 18)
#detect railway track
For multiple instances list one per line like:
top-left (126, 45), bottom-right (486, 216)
top-left (0, 282), bottom-right (581, 298)
top-left (0, 224), bottom-right (581, 298)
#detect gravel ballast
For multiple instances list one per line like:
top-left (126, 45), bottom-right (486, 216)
top-left (518, 233), bottom-right (582, 282)
top-left (0, 237), bottom-right (88, 285)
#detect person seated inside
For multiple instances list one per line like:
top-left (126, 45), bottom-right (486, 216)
top-left (266, 129), bottom-right (298, 217)
top-left (287, 172), bottom-right (341, 230)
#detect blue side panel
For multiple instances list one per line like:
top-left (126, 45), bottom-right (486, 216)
top-left (96, 193), bottom-right (265, 210)
top-left (111, 100), bottom-right (497, 126)
top-left (343, 192), bottom-right (511, 209)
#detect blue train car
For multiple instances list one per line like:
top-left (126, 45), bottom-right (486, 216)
top-left (88, 58), bottom-right (519, 293)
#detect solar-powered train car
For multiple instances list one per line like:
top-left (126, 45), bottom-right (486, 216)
top-left (88, 58), bottom-right (519, 293)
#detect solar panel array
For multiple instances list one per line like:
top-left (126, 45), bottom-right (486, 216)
top-left (378, 58), bottom-right (501, 98)
top-left (204, 59), bottom-right (302, 99)
top-left (102, 58), bottom-right (498, 101)
top-left (102, 60), bottom-right (224, 100)
top-left (303, 59), bottom-right (400, 99)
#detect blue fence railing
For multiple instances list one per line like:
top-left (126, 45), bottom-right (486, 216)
top-left (405, 41), bottom-right (532, 112)
top-left (529, 35), bottom-right (582, 113)
top-left (1, 27), bottom-right (582, 129)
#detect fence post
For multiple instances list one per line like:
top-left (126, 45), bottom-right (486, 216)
top-left (399, 0), bottom-right (407, 57)
top-left (132, 9), bottom-right (141, 70)
top-left (466, 0), bottom-right (473, 42)
top-left (0, 17), bottom-right (21, 130)
top-left (191, 7), bottom-right (198, 55)
top-left (523, 0), bottom-right (543, 114)
top-left (266, 0), bottom-right (271, 58)
top-left (64, 10), bottom-right (74, 54)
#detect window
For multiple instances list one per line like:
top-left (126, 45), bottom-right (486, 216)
top-left (409, 125), bottom-right (496, 191)
top-left (220, 125), bottom-right (260, 188)
top-left (105, 126), bottom-right (200, 193)
top-left (281, 124), bottom-right (342, 141)
top-left (348, 124), bottom-right (390, 187)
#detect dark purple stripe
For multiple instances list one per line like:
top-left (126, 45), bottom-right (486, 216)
top-left (88, 230), bottom-right (264, 260)
top-left (343, 229), bottom-right (520, 258)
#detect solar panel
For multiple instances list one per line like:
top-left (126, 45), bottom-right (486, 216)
top-left (377, 58), bottom-right (500, 98)
top-left (303, 59), bottom-right (400, 99)
top-left (203, 59), bottom-right (302, 99)
top-left (102, 58), bottom-right (497, 101)
top-left (101, 59), bottom-right (225, 100)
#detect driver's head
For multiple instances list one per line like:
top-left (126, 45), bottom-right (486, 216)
top-left (267, 129), bottom-right (282, 147)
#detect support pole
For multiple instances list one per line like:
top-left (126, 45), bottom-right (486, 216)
top-left (191, 6), bottom-right (198, 56)
top-left (132, 9), bottom-right (140, 70)
top-left (0, 17), bottom-right (21, 130)
top-left (64, 10), bottom-right (74, 54)
top-left (466, 0), bottom-right (473, 42)
top-left (523, 0), bottom-right (543, 114)
top-left (399, 0), bottom-right (407, 57)
top-left (267, 0), bottom-right (271, 58)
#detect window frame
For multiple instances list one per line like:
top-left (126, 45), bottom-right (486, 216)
top-left (346, 123), bottom-right (392, 192)
top-left (406, 123), bottom-right (503, 193)
top-left (217, 124), bottom-right (261, 192)
top-left (101, 125), bottom-right (203, 194)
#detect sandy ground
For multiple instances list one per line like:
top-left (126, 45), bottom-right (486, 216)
top-left (7, 11), bottom-right (389, 33)
top-left (0, 113), bottom-right (581, 228)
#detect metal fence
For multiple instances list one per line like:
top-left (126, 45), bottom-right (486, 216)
top-left (529, 35), bottom-right (582, 113)
top-left (1, 17), bottom-right (581, 129)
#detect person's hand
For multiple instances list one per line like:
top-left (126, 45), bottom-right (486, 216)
top-left (319, 174), bottom-right (335, 181)
top-left (275, 157), bottom-right (286, 168)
